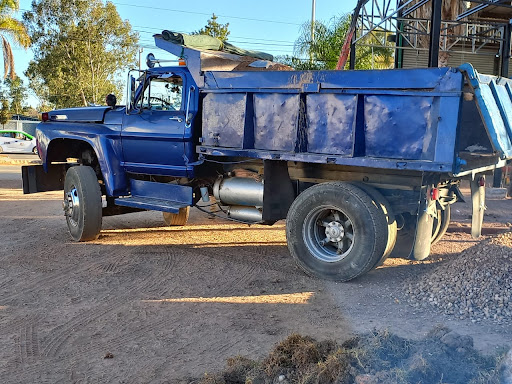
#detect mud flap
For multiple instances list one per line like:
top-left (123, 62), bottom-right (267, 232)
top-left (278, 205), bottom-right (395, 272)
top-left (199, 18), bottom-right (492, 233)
top-left (262, 160), bottom-right (295, 221)
top-left (470, 174), bottom-right (486, 238)
top-left (22, 164), bottom-right (66, 194)
top-left (389, 186), bottom-right (435, 260)
top-left (410, 186), bottom-right (434, 261)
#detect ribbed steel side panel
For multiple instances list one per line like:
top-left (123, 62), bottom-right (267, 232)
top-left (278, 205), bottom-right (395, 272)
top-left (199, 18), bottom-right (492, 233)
top-left (402, 50), bottom-right (497, 75)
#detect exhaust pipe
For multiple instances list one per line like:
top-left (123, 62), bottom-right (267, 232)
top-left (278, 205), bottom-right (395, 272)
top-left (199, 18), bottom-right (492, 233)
top-left (213, 177), bottom-right (263, 207)
top-left (213, 177), bottom-right (264, 222)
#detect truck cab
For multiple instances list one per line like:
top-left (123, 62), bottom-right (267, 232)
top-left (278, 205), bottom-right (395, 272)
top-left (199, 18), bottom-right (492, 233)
top-left (121, 67), bottom-right (198, 178)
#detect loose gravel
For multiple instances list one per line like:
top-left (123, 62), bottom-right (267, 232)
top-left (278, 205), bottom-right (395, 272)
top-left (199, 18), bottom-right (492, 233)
top-left (406, 231), bottom-right (512, 325)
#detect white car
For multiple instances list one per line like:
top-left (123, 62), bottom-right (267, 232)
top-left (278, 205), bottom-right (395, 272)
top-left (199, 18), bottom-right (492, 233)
top-left (0, 130), bottom-right (38, 154)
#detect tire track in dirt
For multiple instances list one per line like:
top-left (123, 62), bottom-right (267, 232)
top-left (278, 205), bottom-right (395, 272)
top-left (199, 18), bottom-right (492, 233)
top-left (130, 246), bottom-right (178, 295)
top-left (0, 244), bottom-right (128, 306)
top-left (18, 324), bottom-right (40, 365)
top-left (41, 246), bottom-right (183, 360)
top-left (1, 321), bottom-right (41, 376)
top-left (41, 246), bottom-right (254, 362)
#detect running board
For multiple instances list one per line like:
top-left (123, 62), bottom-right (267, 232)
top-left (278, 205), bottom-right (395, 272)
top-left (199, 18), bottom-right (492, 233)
top-left (114, 179), bottom-right (192, 213)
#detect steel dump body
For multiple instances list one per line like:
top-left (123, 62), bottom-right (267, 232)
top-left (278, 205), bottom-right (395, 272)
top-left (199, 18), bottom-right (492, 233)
top-left (195, 65), bottom-right (512, 176)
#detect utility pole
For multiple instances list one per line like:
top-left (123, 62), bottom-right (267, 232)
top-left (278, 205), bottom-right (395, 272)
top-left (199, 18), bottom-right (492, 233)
top-left (138, 47), bottom-right (144, 70)
top-left (310, 0), bottom-right (316, 64)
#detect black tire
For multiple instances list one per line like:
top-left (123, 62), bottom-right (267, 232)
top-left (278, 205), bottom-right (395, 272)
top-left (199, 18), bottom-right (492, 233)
top-left (63, 166), bottom-right (102, 241)
top-left (32, 146), bottom-right (38, 155)
top-left (431, 205), bottom-right (451, 246)
top-left (351, 183), bottom-right (397, 270)
top-left (286, 182), bottom-right (388, 281)
top-left (163, 206), bottom-right (190, 226)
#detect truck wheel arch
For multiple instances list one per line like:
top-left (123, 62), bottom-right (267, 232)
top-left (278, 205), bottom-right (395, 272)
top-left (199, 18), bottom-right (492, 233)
top-left (45, 138), bottom-right (109, 193)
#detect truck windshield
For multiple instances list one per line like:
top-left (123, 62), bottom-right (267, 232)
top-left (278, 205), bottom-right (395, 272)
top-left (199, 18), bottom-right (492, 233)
top-left (139, 74), bottom-right (183, 111)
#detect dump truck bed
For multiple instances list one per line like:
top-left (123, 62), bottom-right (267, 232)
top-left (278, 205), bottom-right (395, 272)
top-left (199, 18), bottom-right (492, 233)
top-left (194, 65), bottom-right (512, 176)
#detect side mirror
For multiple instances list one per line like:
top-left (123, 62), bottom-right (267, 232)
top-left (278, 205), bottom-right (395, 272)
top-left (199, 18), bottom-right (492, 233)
top-left (146, 53), bottom-right (156, 68)
top-left (126, 72), bottom-right (137, 114)
top-left (130, 76), bottom-right (136, 107)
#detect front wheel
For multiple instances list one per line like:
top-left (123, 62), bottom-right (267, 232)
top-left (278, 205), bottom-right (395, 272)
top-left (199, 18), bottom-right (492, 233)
top-left (63, 166), bottom-right (102, 241)
top-left (286, 182), bottom-right (387, 281)
top-left (32, 146), bottom-right (38, 155)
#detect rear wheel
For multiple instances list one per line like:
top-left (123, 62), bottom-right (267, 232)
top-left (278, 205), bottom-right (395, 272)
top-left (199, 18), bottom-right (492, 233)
top-left (32, 146), bottom-right (38, 155)
top-left (163, 207), bottom-right (190, 226)
top-left (286, 182), bottom-right (387, 281)
top-left (63, 166), bottom-right (102, 241)
top-left (431, 205), bottom-right (451, 245)
top-left (351, 183), bottom-right (397, 270)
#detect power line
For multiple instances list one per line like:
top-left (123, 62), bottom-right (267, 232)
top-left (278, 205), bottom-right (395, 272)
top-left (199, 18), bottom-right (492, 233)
top-left (111, 2), bottom-right (302, 26)
top-left (131, 25), bottom-right (296, 44)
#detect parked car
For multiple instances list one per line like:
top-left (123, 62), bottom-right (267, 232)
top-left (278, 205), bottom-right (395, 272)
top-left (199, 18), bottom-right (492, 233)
top-left (0, 130), bottom-right (38, 154)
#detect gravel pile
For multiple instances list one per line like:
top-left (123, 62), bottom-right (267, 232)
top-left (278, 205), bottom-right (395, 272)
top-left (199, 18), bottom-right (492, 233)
top-left (406, 231), bottom-right (512, 324)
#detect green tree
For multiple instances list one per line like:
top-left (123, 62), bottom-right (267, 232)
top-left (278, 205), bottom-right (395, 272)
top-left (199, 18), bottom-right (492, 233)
top-left (279, 15), bottom-right (393, 70)
top-left (5, 76), bottom-right (26, 114)
top-left (0, 98), bottom-right (10, 128)
top-left (22, 106), bottom-right (39, 119)
top-left (0, 0), bottom-right (30, 80)
top-left (193, 13), bottom-right (230, 42)
top-left (23, 0), bottom-right (138, 108)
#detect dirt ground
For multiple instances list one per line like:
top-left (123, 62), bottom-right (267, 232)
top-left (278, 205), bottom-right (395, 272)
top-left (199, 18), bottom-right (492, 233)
top-left (1, 164), bottom-right (512, 383)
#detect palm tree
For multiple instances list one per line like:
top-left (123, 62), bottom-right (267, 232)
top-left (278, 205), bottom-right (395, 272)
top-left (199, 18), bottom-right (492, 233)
top-left (288, 15), bottom-right (393, 70)
top-left (0, 0), bottom-right (30, 79)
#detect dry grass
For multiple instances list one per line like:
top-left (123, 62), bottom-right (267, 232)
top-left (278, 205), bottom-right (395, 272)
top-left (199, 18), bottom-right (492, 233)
top-left (197, 329), bottom-right (506, 384)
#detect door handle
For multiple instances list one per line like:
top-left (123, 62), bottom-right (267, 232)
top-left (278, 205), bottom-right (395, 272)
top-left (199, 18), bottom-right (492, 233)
top-left (169, 116), bottom-right (183, 123)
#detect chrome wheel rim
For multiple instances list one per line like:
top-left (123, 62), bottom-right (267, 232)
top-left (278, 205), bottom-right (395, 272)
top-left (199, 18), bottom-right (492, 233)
top-left (64, 186), bottom-right (80, 227)
top-left (303, 205), bottom-right (355, 263)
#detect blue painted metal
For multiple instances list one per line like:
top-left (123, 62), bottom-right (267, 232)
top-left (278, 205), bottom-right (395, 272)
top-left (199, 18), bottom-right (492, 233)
top-left (129, 179), bottom-right (192, 203)
top-left (36, 114), bottom-right (128, 197)
top-left (114, 196), bottom-right (188, 213)
top-left (306, 94), bottom-right (356, 156)
top-left (202, 93), bottom-right (247, 148)
top-left (48, 106), bottom-right (111, 122)
top-left (115, 179), bottom-right (192, 212)
top-left (204, 67), bottom-right (462, 91)
top-left (198, 66), bottom-right (467, 172)
top-left (459, 63), bottom-right (512, 159)
top-left (197, 146), bottom-right (454, 173)
top-left (364, 94), bottom-right (438, 160)
top-left (253, 93), bottom-right (299, 151)
top-left (120, 68), bottom-right (198, 177)
top-left (197, 64), bottom-right (512, 175)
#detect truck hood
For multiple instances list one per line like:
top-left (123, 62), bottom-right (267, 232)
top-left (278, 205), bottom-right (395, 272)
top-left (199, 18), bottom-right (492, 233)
top-left (48, 106), bottom-right (111, 123)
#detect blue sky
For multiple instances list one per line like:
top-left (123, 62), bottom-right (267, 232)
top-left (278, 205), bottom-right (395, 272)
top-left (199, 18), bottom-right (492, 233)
top-left (15, 0), bottom-right (356, 107)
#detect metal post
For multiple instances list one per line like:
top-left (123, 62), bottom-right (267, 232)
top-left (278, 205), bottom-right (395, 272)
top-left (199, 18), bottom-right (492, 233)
top-left (500, 20), bottom-right (511, 77)
top-left (494, 21), bottom-right (511, 187)
top-left (394, 6), bottom-right (404, 69)
top-left (428, 0), bottom-right (442, 67)
top-left (349, 35), bottom-right (356, 69)
top-left (310, 0), bottom-right (316, 64)
top-left (138, 47), bottom-right (144, 70)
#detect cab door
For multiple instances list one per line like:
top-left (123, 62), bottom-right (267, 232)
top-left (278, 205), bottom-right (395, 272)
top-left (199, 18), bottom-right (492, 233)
top-left (121, 71), bottom-right (191, 177)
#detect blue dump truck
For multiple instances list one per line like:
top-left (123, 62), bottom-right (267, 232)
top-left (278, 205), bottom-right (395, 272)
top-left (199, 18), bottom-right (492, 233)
top-left (22, 34), bottom-right (512, 281)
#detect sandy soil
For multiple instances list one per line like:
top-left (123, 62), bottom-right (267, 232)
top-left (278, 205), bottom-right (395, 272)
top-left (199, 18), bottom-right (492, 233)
top-left (0, 165), bottom-right (511, 383)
